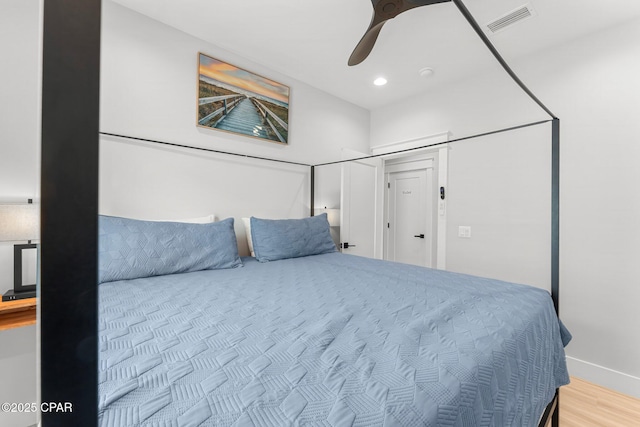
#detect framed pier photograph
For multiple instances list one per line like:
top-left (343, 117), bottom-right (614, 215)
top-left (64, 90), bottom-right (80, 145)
top-left (197, 52), bottom-right (290, 144)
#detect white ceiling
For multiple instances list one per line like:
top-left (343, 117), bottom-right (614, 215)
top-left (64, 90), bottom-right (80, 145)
top-left (112, 0), bottom-right (640, 110)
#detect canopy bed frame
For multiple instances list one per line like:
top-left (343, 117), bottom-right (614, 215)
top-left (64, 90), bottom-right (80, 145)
top-left (40, 0), bottom-right (560, 425)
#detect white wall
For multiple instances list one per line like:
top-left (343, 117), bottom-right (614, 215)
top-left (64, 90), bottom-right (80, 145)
top-left (371, 18), bottom-right (640, 397)
top-left (0, 0), bottom-right (41, 292)
top-left (445, 123), bottom-right (551, 289)
top-left (372, 60), bottom-right (553, 290)
top-left (0, 0), bottom-right (41, 426)
top-left (369, 63), bottom-right (549, 148)
top-left (100, 1), bottom-right (370, 254)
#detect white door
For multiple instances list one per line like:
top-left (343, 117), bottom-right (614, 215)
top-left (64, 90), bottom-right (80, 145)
top-left (340, 151), bottom-right (383, 259)
top-left (386, 167), bottom-right (436, 267)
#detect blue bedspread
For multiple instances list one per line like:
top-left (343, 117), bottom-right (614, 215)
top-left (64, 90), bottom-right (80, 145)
top-left (99, 253), bottom-right (570, 426)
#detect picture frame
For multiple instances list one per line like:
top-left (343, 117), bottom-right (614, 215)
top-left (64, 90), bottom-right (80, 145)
top-left (197, 52), bottom-right (290, 144)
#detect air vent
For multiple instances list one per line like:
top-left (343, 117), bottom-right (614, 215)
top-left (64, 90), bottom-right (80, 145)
top-left (486, 4), bottom-right (535, 33)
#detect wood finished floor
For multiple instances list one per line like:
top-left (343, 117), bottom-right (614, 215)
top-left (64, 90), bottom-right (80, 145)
top-left (559, 376), bottom-right (640, 426)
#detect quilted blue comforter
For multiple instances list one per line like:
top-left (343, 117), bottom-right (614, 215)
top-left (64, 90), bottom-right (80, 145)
top-left (99, 253), bottom-right (570, 426)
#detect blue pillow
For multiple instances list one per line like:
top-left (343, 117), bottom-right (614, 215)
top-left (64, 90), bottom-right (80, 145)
top-left (99, 216), bottom-right (242, 284)
top-left (250, 214), bottom-right (337, 262)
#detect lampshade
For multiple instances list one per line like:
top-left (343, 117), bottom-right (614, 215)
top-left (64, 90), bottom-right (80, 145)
top-left (325, 209), bottom-right (340, 227)
top-left (0, 202), bottom-right (40, 242)
top-left (315, 207), bottom-right (340, 227)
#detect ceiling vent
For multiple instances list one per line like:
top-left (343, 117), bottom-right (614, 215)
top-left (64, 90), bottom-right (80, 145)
top-left (486, 4), bottom-right (535, 34)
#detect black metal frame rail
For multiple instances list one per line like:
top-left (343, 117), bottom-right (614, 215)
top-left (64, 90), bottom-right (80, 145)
top-left (102, 116), bottom-right (550, 220)
top-left (313, 119), bottom-right (552, 167)
top-left (100, 132), bottom-right (311, 167)
top-left (41, 0), bottom-right (560, 425)
top-left (451, 0), bottom-right (557, 120)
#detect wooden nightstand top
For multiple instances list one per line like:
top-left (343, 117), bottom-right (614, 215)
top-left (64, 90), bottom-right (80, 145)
top-left (0, 297), bottom-right (37, 331)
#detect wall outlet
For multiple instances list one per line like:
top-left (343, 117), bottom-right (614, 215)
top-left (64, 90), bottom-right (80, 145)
top-left (458, 226), bottom-right (471, 238)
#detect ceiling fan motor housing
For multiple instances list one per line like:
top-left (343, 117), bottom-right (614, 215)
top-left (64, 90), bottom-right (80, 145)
top-left (375, 0), bottom-right (404, 19)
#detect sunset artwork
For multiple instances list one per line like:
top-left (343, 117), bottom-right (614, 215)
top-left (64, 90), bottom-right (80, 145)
top-left (197, 53), bottom-right (290, 144)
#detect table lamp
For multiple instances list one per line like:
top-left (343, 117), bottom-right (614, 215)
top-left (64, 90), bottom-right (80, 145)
top-left (314, 206), bottom-right (340, 227)
top-left (1, 199), bottom-right (39, 301)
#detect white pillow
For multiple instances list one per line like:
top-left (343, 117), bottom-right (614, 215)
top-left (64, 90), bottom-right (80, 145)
top-left (145, 214), bottom-right (217, 224)
top-left (242, 217), bottom-right (255, 257)
top-left (172, 214), bottom-right (216, 224)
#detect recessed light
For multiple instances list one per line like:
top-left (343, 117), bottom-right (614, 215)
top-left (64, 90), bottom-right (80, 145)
top-left (373, 77), bottom-right (387, 86)
top-left (419, 67), bottom-right (434, 77)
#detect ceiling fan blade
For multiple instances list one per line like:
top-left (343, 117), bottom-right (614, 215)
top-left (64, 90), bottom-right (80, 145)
top-left (406, 0), bottom-right (452, 6)
top-left (348, 0), bottom-right (452, 66)
top-left (348, 20), bottom-right (387, 66)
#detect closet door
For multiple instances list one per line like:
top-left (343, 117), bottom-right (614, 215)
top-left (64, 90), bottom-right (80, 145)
top-left (386, 168), bottom-right (435, 267)
top-left (340, 150), bottom-right (383, 259)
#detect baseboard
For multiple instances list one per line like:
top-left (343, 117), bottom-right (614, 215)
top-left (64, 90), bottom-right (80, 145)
top-left (566, 356), bottom-right (640, 398)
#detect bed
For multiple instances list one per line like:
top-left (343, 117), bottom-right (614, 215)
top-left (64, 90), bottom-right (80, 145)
top-left (98, 215), bottom-right (570, 427)
top-left (42, 1), bottom-right (568, 425)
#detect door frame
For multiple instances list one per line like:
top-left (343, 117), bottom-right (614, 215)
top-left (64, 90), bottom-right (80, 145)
top-left (382, 146), bottom-right (448, 269)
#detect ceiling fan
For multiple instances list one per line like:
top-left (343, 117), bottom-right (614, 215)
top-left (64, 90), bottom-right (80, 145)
top-left (348, 0), bottom-right (452, 66)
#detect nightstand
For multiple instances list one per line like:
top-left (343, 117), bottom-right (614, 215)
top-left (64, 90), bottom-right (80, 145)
top-left (0, 297), bottom-right (37, 331)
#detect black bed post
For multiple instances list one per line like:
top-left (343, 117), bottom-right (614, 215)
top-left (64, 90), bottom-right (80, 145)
top-left (551, 118), bottom-right (560, 316)
top-left (310, 165), bottom-right (315, 217)
top-left (551, 118), bottom-right (560, 427)
top-left (41, 0), bottom-right (101, 425)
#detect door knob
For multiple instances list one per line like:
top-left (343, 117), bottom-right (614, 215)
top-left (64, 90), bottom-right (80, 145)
top-left (414, 234), bottom-right (425, 239)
